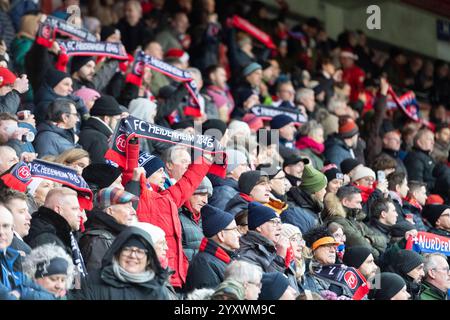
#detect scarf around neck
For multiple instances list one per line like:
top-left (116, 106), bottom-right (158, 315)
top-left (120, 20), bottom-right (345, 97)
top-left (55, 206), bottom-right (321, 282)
top-left (295, 136), bottom-right (325, 154)
top-left (112, 258), bottom-right (155, 284)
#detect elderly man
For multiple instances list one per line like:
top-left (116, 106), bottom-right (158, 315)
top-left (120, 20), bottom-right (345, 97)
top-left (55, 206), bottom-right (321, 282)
top-left (161, 145), bottom-right (191, 183)
top-left (185, 204), bottom-right (241, 292)
top-left (79, 187), bottom-right (138, 272)
top-left (0, 113), bottom-right (34, 157)
top-left (0, 205), bottom-right (54, 300)
top-left (404, 128), bottom-right (436, 191)
top-left (420, 253), bottom-right (450, 300)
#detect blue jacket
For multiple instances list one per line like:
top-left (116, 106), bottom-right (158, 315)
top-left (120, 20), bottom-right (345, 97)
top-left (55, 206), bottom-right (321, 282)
top-left (208, 175), bottom-right (239, 211)
top-left (324, 134), bottom-right (355, 170)
top-left (34, 122), bottom-right (78, 157)
top-left (0, 246), bottom-right (55, 300)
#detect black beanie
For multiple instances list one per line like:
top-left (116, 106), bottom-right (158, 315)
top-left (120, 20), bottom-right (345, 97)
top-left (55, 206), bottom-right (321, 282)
top-left (45, 68), bottom-right (71, 89)
top-left (238, 170), bottom-right (268, 195)
top-left (422, 204), bottom-right (450, 227)
top-left (258, 272), bottom-right (290, 300)
top-left (90, 95), bottom-right (123, 116)
top-left (371, 272), bottom-right (406, 300)
top-left (121, 236), bottom-right (148, 251)
top-left (340, 158), bottom-right (361, 175)
top-left (394, 249), bottom-right (424, 275)
top-left (390, 221), bottom-right (415, 238)
top-left (171, 119), bottom-right (194, 130)
top-left (82, 163), bottom-right (122, 190)
top-left (70, 55), bottom-right (96, 74)
top-left (100, 25), bottom-right (117, 41)
top-left (343, 246), bottom-right (372, 269)
top-left (202, 119), bottom-right (227, 137)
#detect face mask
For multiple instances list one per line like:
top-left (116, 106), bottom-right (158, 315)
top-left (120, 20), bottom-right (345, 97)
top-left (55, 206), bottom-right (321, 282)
top-left (343, 206), bottom-right (362, 217)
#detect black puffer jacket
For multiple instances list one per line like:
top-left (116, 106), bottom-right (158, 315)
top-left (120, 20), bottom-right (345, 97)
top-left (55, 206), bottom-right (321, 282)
top-left (404, 147), bottom-right (436, 191)
top-left (73, 227), bottom-right (174, 300)
top-left (78, 210), bottom-right (126, 273)
top-left (78, 117), bottom-right (113, 164)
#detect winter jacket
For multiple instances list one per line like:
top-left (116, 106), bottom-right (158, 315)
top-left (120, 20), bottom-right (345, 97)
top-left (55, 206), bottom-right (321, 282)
top-left (402, 200), bottom-right (428, 231)
top-left (208, 175), bottom-right (239, 210)
top-left (324, 134), bottom-right (355, 169)
top-left (189, 22), bottom-right (221, 73)
top-left (116, 18), bottom-right (153, 53)
top-left (11, 234), bottom-right (31, 256)
top-left (322, 193), bottom-right (384, 260)
top-left (34, 121), bottom-right (78, 157)
top-left (225, 193), bottom-right (250, 216)
top-left (24, 206), bottom-right (73, 254)
top-left (78, 117), bottom-right (113, 164)
top-left (404, 147), bottom-right (436, 191)
top-left (432, 163), bottom-right (450, 202)
top-left (284, 187), bottom-right (320, 234)
top-left (185, 238), bottom-right (236, 292)
top-left (71, 59), bottom-right (119, 93)
top-left (0, 246), bottom-right (55, 300)
top-left (362, 94), bottom-right (387, 162)
top-left (367, 220), bottom-right (390, 254)
top-left (237, 231), bottom-right (285, 273)
top-left (376, 148), bottom-right (408, 176)
top-left (179, 205), bottom-right (204, 262)
top-left (122, 140), bottom-right (212, 288)
top-left (0, 90), bottom-right (21, 114)
top-left (420, 281), bottom-right (448, 300)
top-left (73, 227), bottom-right (173, 300)
top-left (78, 210), bottom-right (126, 273)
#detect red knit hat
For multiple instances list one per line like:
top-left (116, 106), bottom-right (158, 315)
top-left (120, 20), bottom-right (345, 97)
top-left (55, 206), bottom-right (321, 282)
top-left (165, 48), bottom-right (189, 64)
top-left (0, 67), bottom-right (17, 88)
top-left (339, 117), bottom-right (359, 139)
top-left (425, 194), bottom-right (444, 205)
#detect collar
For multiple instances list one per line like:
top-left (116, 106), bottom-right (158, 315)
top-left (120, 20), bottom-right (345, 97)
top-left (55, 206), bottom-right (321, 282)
top-left (382, 148), bottom-right (399, 158)
top-left (199, 238), bottom-right (233, 264)
top-left (389, 191), bottom-right (403, 206)
top-left (13, 231), bottom-right (23, 241)
top-left (90, 117), bottom-right (114, 135)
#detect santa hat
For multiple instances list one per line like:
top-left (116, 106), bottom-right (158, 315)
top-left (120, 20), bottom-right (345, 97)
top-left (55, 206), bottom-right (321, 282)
top-left (340, 48), bottom-right (358, 60)
top-left (165, 48), bottom-right (189, 64)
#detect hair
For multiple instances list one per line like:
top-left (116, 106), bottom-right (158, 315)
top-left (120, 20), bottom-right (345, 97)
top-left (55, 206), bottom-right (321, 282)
top-left (327, 222), bottom-right (344, 235)
top-left (186, 67), bottom-right (202, 81)
top-left (204, 64), bottom-right (224, 83)
top-left (276, 80), bottom-right (293, 92)
top-left (423, 253), bottom-right (447, 277)
top-left (235, 210), bottom-right (248, 226)
top-left (295, 87), bottom-right (314, 103)
top-left (161, 145), bottom-right (190, 165)
top-left (336, 185), bottom-right (361, 202)
top-left (371, 154), bottom-right (397, 171)
top-left (44, 187), bottom-right (78, 207)
top-left (299, 120), bottom-right (323, 137)
top-left (224, 260), bottom-right (263, 284)
top-left (407, 180), bottom-right (427, 196)
top-left (47, 99), bottom-right (75, 123)
top-left (0, 189), bottom-right (27, 211)
top-left (22, 244), bottom-right (76, 290)
top-left (387, 172), bottom-right (406, 191)
top-left (327, 96), bottom-right (346, 113)
top-left (0, 113), bottom-right (18, 122)
top-left (413, 128), bottom-right (433, 146)
top-left (55, 148), bottom-right (90, 166)
top-left (125, 0), bottom-right (142, 13)
top-left (303, 225), bottom-right (333, 249)
top-left (236, 31), bottom-right (252, 48)
top-left (370, 198), bottom-right (394, 220)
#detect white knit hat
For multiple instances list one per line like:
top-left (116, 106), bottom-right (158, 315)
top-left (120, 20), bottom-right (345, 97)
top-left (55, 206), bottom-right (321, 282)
top-left (351, 166), bottom-right (376, 182)
top-left (133, 222), bottom-right (165, 244)
top-left (281, 223), bottom-right (302, 240)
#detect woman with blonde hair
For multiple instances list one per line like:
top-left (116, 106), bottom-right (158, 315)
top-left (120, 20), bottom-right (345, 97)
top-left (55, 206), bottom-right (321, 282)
top-left (55, 148), bottom-right (90, 175)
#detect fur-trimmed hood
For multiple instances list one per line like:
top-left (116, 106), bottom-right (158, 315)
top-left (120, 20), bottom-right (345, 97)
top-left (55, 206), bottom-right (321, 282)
top-left (321, 193), bottom-right (346, 221)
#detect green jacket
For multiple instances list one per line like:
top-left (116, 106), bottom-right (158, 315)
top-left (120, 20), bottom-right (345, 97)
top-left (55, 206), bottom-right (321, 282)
top-left (299, 148), bottom-right (324, 171)
top-left (420, 281), bottom-right (448, 300)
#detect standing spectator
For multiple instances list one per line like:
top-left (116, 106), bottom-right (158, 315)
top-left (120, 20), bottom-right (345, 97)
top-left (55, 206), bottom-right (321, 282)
top-left (70, 56), bottom-right (119, 93)
top-left (155, 11), bottom-right (190, 52)
top-left (78, 95), bottom-right (123, 164)
top-left (421, 204), bottom-right (450, 237)
top-left (403, 128), bottom-right (436, 191)
top-left (324, 116), bottom-right (359, 169)
top-left (340, 49), bottom-right (365, 103)
top-left (295, 120), bottom-right (325, 170)
top-left (185, 204), bottom-right (240, 292)
top-left (370, 272), bottom-right (410, 300)
top-left (420, 253), bottom-right (450, 300)
top-left (389, 249), bottom-right (425, 300)
top-left (431, 123), bottom-right (450, 164)
top-left (343, 246), bottom-right (378, 282)
top-left (79, 187), bottom-right (138, 272)
top-left (33, 99), bottom-right (79, 157)
top-left (161, 145), bottom-right (192, 182)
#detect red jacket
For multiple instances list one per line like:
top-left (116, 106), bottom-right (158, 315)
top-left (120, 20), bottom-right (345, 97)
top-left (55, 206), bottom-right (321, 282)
top-left (342, 65), bottom-right (365, 103)
top-left (122, 142), bottom-right (212, 288)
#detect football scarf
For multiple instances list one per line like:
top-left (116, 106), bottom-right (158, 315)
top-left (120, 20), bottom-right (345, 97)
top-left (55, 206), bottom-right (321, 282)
top-left (57, 40), bottom-right (128, 60)
top-left (250, 104), bottom-right (307, 125)
top-left (406, 232), bottom-right (450, 256)
top-left (43, 16), bottom-right (97, 42)
top-left (229, 15), bottom-right (276, 49)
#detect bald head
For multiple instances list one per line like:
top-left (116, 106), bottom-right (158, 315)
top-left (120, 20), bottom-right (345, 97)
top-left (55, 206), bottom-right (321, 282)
top-left (0, 146), bottom-right (18, 175)
top-left (0, 204), bottom-right (14, 250)
top-left (44, 188), bottom-right (81, 231)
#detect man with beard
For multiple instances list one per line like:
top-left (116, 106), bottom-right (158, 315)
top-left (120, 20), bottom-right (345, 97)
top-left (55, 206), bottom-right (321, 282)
top-left (343, 246), bottom-right (379, 284)
top-left (70, 55), bottom-right (119, 92)
top-left (389, 249), bottom-right (425, 300)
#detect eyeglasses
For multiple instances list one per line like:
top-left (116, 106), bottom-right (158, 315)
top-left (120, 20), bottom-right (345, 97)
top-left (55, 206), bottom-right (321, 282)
top-left (247, 281), bottom-right (262, 289)
top-left (433, 267), bottom-right (450, 273)
top-left (223, 226), bottom-right (240, 233)
top-left (65, 112), bottom-right (79, 118)
top-left (268, 218), bottom-right (282, 226)
top-left (121, 247), bottom-right (148, 259)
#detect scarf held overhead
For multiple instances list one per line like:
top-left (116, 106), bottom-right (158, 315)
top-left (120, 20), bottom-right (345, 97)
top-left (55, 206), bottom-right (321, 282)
top-left (43, 16), bottom-right (97, 42)
top-left (229, 15), bottom-right (276, 50)
top-left (250, 105), bottom-right (307, 125)
top-left (105, 115), bottom-right (227, 177)
top-left (57, 40), bottom-right (128, 60)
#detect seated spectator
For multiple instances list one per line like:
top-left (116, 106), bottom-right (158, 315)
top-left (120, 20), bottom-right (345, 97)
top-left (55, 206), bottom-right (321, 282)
top-left (22, 244), bottom-right (75, 299)
top-left (295, 120), bottom-right (325, 170)
top-left (79, 187), bottom-right (138, 272)
top-left (273, 81), bottom-right (296, 110)
top-left (421, 204), bottom-right (450, 237)
top-left (343, 246), bottom-right (378, 283)
top-left (420, 253), bottom-right (450, 300)
top-left (258, 272), bottom-right (298, 300)
top-left (370, 272), bottom-right (410, 300)
top-left (375, 122), bottom-right (407, 175)
top-left (403, 180), bottom-right (429, 231)
top-left (350, 166), bottom-right (387, 211)
top-left (232, 63), bottom-right (262, 119)
top-left (270, 115), bottom-right (297, 153)
top-left (185, 204), bottom-right (240, 292)
top-left (387, 172), bottom-right (409, 223)
top-left (205, 65), bottom-right (235, 123)
top-left (322, 165), bottom-right (344, 194)
top-left (221, 260), bottom-right (263, 300)
top-left (327, 222), bottom-right (347, 262)
top-left (367, 198), bottom-right (398, 254)
top-left (371, 153), bottom-right (397, 181)
top-left (283, 152), bottom-right (308, 188)
top-left (34, 99), bottom-right (80, 157)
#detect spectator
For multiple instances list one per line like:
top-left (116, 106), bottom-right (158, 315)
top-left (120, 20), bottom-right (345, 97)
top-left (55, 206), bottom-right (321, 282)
top-left (403, 180), bottom-right (429, 231)
top-left (376, 123), bottom-right (407, 175)
top-left (22, 244), bottom-right (75, 299)
top-left (161, 145), bottom-right (191, 182)
top-left (79, 187), bottom-right (138, 272)
top-left (222, 260), bottom-right (263, 300)
top-left (138, 151), bottom-right (167, 190)
top-left (155, 11), bottom-right (190, 52)
top-left (370, 272), bottom-right (410, 300)
top-left (74, 226), bottom-right (173, 300)
top-left (343, 246), bottom-right (378, 282)
top-left (0, 67), bottom-right (29, 114)
top-left (387, 172), bottom-right (409, 223)
top-left (270, 115), bottom-right (297, 152)
top-left (403, 128), bottom-right (436, 191)
top-left (185, 204), bottom-right (240, 292)
top-left (55, 148), bottom-right (90, 176)
top-left (295, 87), bottom-right (316, 118)
top-left (128, 98), bottom-right (158, 154)
top-left (367, 198), bottom-right (397, 254)
top-left (179, 177), bottom-right (212, 261)
top-left (389, 249), bottom-right (425, 300)
top-left (323, 165), bottom-right (344, 194)
top-left (340, 48), bottom-right (365, 103)
top-left (133, 222), bottom-right (170, 271)
top-left (26, 177), bottom-right (55, 213)
top-left (283, 152), bottom-right (309, 188)
top-left (421, 204), bottom-right (450, 237)
top-left (273, 81), bottom-right (296, 110)
top-left (78, 95), bottom-right (123, 164)
top-left (205, 65), bottom-right (235, 123)
top-left (295, 120), bottom-right (325, 170)
top-left (33, 99), bottom-right (80, 157)
top-left (0, 145), bottom-right (19, 174)
top-left (431, 123), bottom-right (450, 164)
top-left (327, 222), bottom-right (347, 262)
top-left (70, 55), bottom-right (119, 93)
top-left (232, 63), bottom-right (262, 119)
top-left (420, 253), bottom-right (450, 300)
top-left (0, 112), bottom-right (33, 157)
top-left (258, 272), bottom-right (298, 300)
top-left (73, 88), bottom-right (100, 112)
top-left (324, 116), bottom-right (359, 169)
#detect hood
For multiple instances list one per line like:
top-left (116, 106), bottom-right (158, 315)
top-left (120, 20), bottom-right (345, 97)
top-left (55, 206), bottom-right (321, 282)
top-left (322, 193), bottom-right (347, 220)
top-left (101, 226), bottom-right (163, 275)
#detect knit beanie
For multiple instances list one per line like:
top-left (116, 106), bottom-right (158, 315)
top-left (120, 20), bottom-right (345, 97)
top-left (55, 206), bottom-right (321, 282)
top-left (394, 249), bottom-right (424, 275)
top-left (281, 223), bottom-right (301, 240)
top-left (343, 246), bottom-right (372, 269)
top-left (323, 167), bottom-right (343, 183)
top-left (100, 25), bottom-right (118, 41)
top-left (390, 221), bottom-right (415, 238)
top-left (242, 62), bottom-right (262, 77)
top-left (138, 151), bottom-right (165, 178)
top-left (338, 117), bottom-right (359, 139)
top-left (45, 68), bottom-right (71, 89)
top-left (248, 202), bottom-right (277, 230)
top-left (73, 88), bottom-right (100, 107)
top-left (340, 158), bottom-right (361, 175)
top-left (238, 170), bottom-right (268, 195)
top-left (201, 204), bottom-right (235, 237)
top-left (0, 67), bottom-right (17, 87)
top-left (371, 272), bottom-right (406, 300)
top-left (202, 119), bottom-right (227, 137)
top-left (299, 165), bottom-right (327, 195)
top-left (90, 95), bottom-right (123, 116)
top-left (194, 176), bottom-right (213, 197)
top-left (258, 272), bottom-right (290, 300)
top-left (226, 149), bottom-right (247, 174)
top-left (422, 204), bottom-right (450, 227)
top-left (70, 55), bottom-right (96, 74)
top-left (82, 163), bottom-right (122, 190)
top-left (351, 166), bottom-right (376, 182)
top-left (270, 114), bottom-right (293, 130)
